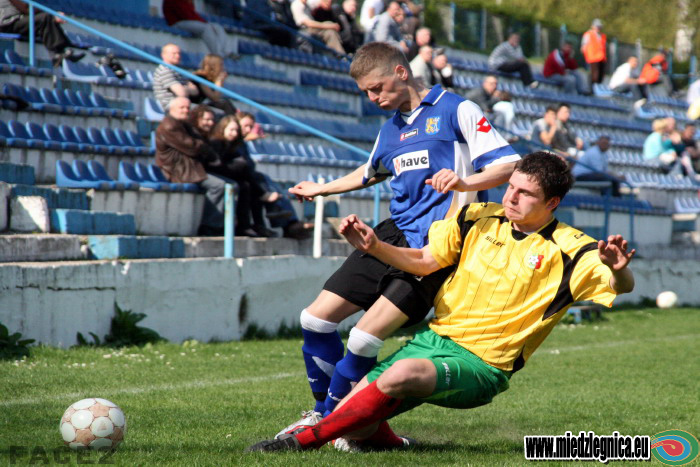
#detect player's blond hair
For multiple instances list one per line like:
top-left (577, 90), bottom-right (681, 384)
top-left (349, 42), bottom-right (411, 80)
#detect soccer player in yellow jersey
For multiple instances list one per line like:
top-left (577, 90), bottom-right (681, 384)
top-left (248, 151), bottom-right (635, 452)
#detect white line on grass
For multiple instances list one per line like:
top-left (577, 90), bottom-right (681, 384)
top-left (3, 334), bottom-right (698, 407)
top-left (0, 372), bottom-right (297, 407)
top-left (536, 333), bottom-right (699, 356)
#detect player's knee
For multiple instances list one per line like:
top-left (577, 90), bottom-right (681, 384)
top-left (377, 359), bottom-right (434, 397)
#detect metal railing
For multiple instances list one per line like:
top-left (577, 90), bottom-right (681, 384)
top-left (23, 0), bottom-right (381, 257)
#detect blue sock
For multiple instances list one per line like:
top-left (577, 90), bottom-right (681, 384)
top-left (323, 349), bottom-right (377, 416)
top-left (301, 328), bottom-right (344, 414)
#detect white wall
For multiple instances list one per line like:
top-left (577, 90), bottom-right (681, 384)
top-left (0, 257), bottom-right (697, 348)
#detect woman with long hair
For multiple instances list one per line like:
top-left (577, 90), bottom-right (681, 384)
top-left (192, 54), bottom-right (237, 115)
top-left (210, 115), bottom-right (278, 237)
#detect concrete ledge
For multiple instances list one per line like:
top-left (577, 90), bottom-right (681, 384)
top-left (183, 236), bottom-right (354, 258)
top-left (0, 234), bottom-right (85, 262)
top-left (0, 256), bottom-right (696, 347)
top-left (90, 190), bottom-right (205, 236)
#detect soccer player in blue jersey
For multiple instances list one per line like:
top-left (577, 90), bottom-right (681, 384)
top-left (277, 41), bottom-right (520, 439)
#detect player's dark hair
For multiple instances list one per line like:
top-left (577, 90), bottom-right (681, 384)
top-left (515, 151), bottom-right (574, 202)
top-left (350, 42), bottom-right (411, 80)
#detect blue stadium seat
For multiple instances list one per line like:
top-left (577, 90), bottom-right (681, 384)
top-left (118, 161), bottom-right (165, 191)
top-left (0, 120), bottom-right (27, 147)
top-left (135, 162), bottom-right (179, 191)
top-left (56, 160), bottom-right (108, 189)
top-left (24, 86), bottom-right (62, 113)
top-left (86, 126), bottom-right (122, 154)
top-left (25, 122), bottom-right (62, 150)
top-left (144, 97), bottom-right (165, 121)
top-left (148, 164), bottom-right (199, 192)
top-left (88, 160), bottom-right (138, 190)
top-left (7, 120), bottom-right (44, 148)
top-left (58, 124), bottom-right (93, 152)
top-left (100, 127), bottom-right (135, 155)
top-left (43, 123), bottom-right (80, 152)
top-left (72, 160), bottom-right (122, 189)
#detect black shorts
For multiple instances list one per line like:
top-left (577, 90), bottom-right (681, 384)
top-left (324, 218), bottom-right (455, 327)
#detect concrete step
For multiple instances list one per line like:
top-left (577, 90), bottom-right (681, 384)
top-left (183, 236), bottom-right (354, 258)
top-left (0, 233), bottom-right (354, 262)
top-left (0, 234), bottom-right (85, 262)
top-left (10, 184), bottom-right (90, 210)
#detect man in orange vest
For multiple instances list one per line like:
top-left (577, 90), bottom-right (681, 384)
top-left (580, 18), bottom-right (607, 90)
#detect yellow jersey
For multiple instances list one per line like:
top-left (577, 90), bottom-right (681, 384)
top-left (428, 202), bottom-right (617, 372)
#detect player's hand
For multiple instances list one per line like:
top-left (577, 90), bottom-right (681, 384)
top-left (339, 214), bottom-right (377, 253)
top-left (598, 235), bottom-right (636, 271)
top-left (425, 169), bottom-right (465, 193)
top-left (288, 181), bottom-right (323, 202)
top-left (54, 11), bottom-right (67, 23)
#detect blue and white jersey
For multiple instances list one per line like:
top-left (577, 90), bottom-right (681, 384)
top-left (363, 85), bottom-right (520, 248)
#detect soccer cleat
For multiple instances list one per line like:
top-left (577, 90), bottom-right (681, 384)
top-left (274, 410), bottom-right (323, 439)
top-left (333, 435), bottom-right (418, 452)
top-left (246, 433), bottom-right (302, 452)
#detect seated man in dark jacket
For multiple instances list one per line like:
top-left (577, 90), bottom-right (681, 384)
top-left (155, 96), bottom-right (233, 235)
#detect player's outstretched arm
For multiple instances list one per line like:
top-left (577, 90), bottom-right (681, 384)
top-left (598, 234), bottom-right (636, 294)
top-left (289, 165), bottom-right (386, 201)
top-left (425, 162), bottom-right (516, 194)
top-left (339, 215), bottom-right (441, 276)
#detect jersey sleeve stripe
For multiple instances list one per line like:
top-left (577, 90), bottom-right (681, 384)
top-left (473, 145), bottom-right (520, 171)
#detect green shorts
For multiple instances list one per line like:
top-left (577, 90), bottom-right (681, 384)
top-left (366, 326), bottom-right (511, 417)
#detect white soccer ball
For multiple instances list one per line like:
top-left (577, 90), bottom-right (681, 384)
top-left (656, 291), bottom-right (678, 309)
top-left (59, 398), bottom-right (126, 450)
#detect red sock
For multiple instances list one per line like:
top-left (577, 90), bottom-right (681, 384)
top-left (295, 381), bottom-right (401, 449)
top-left (362, 421), bottom-right (404, 448)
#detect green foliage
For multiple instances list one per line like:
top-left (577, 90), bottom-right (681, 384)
top-left (75, 304), bottom-right (164, 348)
top-left (427, 0), bottom-right (683, 52)
top-left (0, 323), bottom-right (35, 360)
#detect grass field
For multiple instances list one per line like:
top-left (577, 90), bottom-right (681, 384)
top-left (1, 307), bottom-right (699, 466)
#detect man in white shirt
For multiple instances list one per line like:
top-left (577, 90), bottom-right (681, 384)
top-left (608, 55), bottom-right (648, 109)
top-left (291, 0), bottom-right (345, 54)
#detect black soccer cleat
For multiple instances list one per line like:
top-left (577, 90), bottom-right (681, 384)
top-left (246, 433), bottom-right (302, 452)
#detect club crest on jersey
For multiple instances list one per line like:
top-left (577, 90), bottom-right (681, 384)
top-left (400, 129), bottom-right (418, 141)
top-left (393, 150), bottom-right (429, 176)
top-left (527, 254), bottom-right (544, 269)
top-left (425, 117), bottom-right (441, 135)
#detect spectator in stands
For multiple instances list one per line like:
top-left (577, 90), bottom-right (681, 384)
top-left (572, 135), bottom-right (622, 196)
top-left (643, 118), bottom-right (679, 173)
top-left (209, 115), bottom-right (279, 237)
top-left (153, 43), bottom-right (199, 110)
top-left (432, 49), bottom-right (454, 91)
top-left (530, 105), bottom-right (558, 146)
top-left (406, 26), bottom-right (431, 61)
top-left (368, 1), bottom-right (408, 54)
top-left (0, 0), bottom-right (84, 67)
top-left (608, 55), bottom-right (648, 110)
top-left (162, 0), bottom-right (239, 59)
top-left (189, 104), bottom-right (216, 140)
top-left (359, 0), bottom-right (384, 35)
top-left (290, 0), bottom-right (346, 55)
top-left (681, 123), bottom-right (700, 176)
top-left (543, 42), bottom-right (588, 95)
top-left (241, 0), bottom-right (295, 48)
top-left (581, 18), bottom-right (607, 89)
top-left (488, 32), bottom-right (538, 88)
top-left (640, 50), bottom-right (674, 95)
top-left (552, 103), bottom-right (584, 158)
top-left (467, 75), bottom-right (515, 133)
top-left (239, 112), bottom-right (266, 142)
top-left (409, 45), bottom-right (434, 87)
top-left (155, 97), bottom-right (232, 236)
top-left (687, 79), bottom-right (700, 121)
top-left (192, 54), bottom-right (237, 115)
top-left (238, 112), bottom-right (314, 239)
top-left (396, 0), bottom-right (422, 41)
top-left (332, 0), bottom-right (363, 55)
